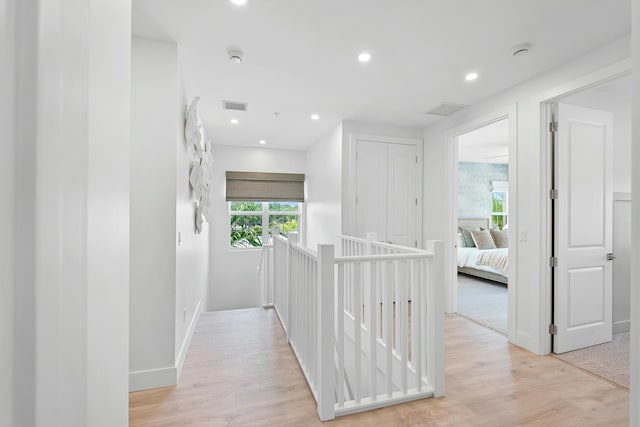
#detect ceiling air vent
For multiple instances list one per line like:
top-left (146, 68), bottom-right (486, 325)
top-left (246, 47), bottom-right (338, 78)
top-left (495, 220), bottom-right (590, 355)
top-left (425, 102), bottom-right (466, 117)
top-left (222, 100), bottom-right (248, 112)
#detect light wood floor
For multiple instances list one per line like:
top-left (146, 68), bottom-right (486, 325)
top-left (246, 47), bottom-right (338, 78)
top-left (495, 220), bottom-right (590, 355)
top-left (129, 308), bottom-right (629, 426)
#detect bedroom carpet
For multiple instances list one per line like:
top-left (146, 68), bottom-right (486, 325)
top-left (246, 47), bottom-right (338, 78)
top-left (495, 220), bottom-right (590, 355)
top-left (553, 332), bottom-right (630, 389)
top-left (456, 273), bottom-right (507, 335)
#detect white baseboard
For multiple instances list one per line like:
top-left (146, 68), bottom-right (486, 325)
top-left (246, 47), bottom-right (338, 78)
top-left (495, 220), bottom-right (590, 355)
top-left (613, 320), bottom-right (630, 334)
top-left (176, 299), bottom-right (203, 381)
top-left (129, 299), bottom-right (203, 392)
top-left (129, 366), bottom-right (177, 392)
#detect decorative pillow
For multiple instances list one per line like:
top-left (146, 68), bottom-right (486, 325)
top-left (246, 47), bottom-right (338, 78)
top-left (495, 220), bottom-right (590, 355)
top-left (459, 227), bottom-right (477, 247)
top-left (457, 232), bottom-right (465, 248)
top-left (471, 229), bottom-right (496, 250)
top-left (490, 229), bottom-right (508, 248)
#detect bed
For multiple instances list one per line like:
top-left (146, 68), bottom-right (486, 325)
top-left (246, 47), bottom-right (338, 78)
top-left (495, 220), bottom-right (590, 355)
top-left (457, 218), bottom-right (508, 285)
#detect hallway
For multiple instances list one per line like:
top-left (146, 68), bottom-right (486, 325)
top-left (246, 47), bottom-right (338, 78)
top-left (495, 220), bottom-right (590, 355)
top-left (129, 308), bottom-right (628, 426)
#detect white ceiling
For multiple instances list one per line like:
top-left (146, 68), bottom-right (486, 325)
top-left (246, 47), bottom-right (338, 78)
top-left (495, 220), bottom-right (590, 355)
top-left (132, 0), bottom-right (630, 150)
top-left (458, 119), bottom-right (509, 164)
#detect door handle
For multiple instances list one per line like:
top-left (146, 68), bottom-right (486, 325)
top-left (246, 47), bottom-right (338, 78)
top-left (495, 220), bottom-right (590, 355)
top-left (606, 253), bottom-right (616, 261)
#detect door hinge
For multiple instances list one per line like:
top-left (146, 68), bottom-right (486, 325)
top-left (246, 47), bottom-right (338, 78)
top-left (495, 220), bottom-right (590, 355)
top-left (549, 324), bottom-right (558, 335)
top-left (549, 257), bottom-right (558, 268)
top-left (549, 121), bottom-right (558, 133)
top-left (415, 240), bottom-right (418, 248)
top-left (549, 189), bottom-right (558, 199)
top-left (415, 155), bottom-right (418, 164)
top-left (415, 198), bottom-right (418, 206)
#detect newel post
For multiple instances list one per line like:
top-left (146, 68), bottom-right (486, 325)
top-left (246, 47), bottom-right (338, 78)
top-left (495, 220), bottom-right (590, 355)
top-left (286, 230), bottom-right (297, 341)
top-left (317, 244), bottom-right (336, 421)
top-left (426, 240), bottom-right (445, 397)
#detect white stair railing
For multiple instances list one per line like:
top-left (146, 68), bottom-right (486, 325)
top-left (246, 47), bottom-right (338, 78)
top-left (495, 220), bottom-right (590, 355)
top-left (267, 228), bottom-right (444, 421)
top-left (257, 244), bottom-right (274, 307)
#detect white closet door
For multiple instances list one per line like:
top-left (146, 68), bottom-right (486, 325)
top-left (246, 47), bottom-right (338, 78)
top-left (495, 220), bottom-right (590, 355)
top-left (355, 140), bottom-right (388, 240)
top-left (553, 103), bottom-right (613, 353)
top-left (387, 144), bottom-right (417, 247)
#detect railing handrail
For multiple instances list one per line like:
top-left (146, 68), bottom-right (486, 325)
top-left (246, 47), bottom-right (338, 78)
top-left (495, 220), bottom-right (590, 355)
top-left (337, 234), bottom-right (367, 243)
top-left (290, 240), bottom-right (318, 259)
top-left (334, 252), bottom-right (432, 264)
top-left (370, 240), bottom-right (425, 253)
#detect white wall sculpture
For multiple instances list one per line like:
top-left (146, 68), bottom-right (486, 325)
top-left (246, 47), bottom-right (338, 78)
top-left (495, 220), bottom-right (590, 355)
top-left (185, 97), bottom-right (214, 233)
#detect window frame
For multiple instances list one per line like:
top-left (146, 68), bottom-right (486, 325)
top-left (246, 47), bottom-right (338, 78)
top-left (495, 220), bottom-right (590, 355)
top-left (491, 190), bottom-right (508, 230)
top-left (228, 201), bottom-right (302, 250)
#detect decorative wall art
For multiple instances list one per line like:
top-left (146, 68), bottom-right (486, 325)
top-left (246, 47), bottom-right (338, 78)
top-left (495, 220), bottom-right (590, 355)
top-left (185, 97), bottom-right (214, 233)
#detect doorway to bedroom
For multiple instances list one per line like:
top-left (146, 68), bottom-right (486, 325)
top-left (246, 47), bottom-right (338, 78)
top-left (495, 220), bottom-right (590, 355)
top-left (455, 118), bottom-right (510, 335)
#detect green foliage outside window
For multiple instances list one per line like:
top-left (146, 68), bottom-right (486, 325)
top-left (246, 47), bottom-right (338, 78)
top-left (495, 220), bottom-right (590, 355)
top-left (229, 201), bottom-right (300, 248)
top-left (491, 192), bottom-right (507, 230)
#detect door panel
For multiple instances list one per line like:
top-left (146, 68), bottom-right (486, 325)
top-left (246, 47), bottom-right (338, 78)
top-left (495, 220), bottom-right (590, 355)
top-left (387, 144), bottom-right (417, 246)
top-left (355, 140), bottom-right (388, 240)
top-left (568, 122), bottom-right (606, 247)
top-left (553, 103), bottom-right (613, 354)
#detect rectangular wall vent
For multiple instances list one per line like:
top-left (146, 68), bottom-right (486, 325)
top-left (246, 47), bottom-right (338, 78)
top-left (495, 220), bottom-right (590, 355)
top-left (222, 100), bottom-right (248, 112)
top-left (425, 102), bottom-right (466, 117)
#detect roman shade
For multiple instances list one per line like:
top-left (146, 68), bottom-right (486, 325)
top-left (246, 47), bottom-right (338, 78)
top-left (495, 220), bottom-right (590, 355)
top-left (225, 171), bottom-right (305, 202)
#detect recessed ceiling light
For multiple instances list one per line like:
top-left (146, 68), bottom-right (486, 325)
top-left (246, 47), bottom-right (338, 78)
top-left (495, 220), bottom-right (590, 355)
top-left (230, 118), bottom-right (239, 124)
top-left (465, 72), bottom-right (478, 81)
top-left (230, 0), bottom-right (247, 5)
top-left (311, 114), bottom-right (320, 120)
top-left (358, 52), bottom-right (372, 63)
top-left (259, 140), bottom-right (266, 145)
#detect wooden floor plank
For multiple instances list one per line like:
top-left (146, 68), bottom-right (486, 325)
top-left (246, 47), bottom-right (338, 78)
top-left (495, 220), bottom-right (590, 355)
top-left (129, 308), bottom-right (629, 426)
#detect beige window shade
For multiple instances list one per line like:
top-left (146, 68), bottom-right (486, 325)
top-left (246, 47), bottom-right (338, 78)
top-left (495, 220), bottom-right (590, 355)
top-left (226, 171), bottom-right (305, 202)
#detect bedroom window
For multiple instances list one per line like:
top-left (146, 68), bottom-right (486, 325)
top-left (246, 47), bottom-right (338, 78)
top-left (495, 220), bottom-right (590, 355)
top-left (229, 201), bottom-right (301, 249)
top-left (491, 180), bottom-right (508, 230)
top-left (491, 191), bottom-right (508, 230)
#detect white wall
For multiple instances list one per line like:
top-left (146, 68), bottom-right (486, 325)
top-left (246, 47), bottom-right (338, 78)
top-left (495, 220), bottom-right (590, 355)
top-left (630, 0), bottom-right (639, 422)
top-left (86, 1), bottom-right (131, 424)
top-left (208, 145), bottom-right (306, 311)
top-left (341, 120), bottom-right (423, 236)
top-left (174, 66), bottom-right (209, 373)
top-left (5, 1), bottom-right (131, 425)
top-left (1, 1), bottom-right (23, 425)
top-left (130, 38), bottom-right (209, 391)
top-left (306, 124), bottom-right (343, 249)
top-left (423, 36), bottom-right (631, 354)
top-left (130, 38), bottom-right (178, 389)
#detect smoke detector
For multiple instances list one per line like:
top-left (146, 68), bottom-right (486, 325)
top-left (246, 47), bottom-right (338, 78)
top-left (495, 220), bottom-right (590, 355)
top-left (512, 43), bottom-right (531, 57)
top-left (228, 49), bottom-right (243, 63)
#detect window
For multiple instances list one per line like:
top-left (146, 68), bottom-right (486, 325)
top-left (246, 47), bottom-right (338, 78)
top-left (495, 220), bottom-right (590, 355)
top-left (491, 191), bottom-right (507, 229)
top-left (229, 201), bottom-right (301, 248)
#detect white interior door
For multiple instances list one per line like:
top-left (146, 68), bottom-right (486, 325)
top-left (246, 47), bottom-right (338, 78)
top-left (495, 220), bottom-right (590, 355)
top-left (553, 103), bottom-right (613, 354)
top-left (387, 144), bottom-right (417, 247)
top-left (355, 140), bottom-right (388, 240)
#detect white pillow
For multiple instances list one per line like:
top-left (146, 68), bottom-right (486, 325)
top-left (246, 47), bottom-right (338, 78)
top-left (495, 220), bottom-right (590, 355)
top-left (457, 232), bottom-right (465, 248)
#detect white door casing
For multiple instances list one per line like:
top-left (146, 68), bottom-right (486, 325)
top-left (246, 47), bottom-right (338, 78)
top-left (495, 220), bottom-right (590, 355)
top-left (553, 103), bottom-right (613, 354)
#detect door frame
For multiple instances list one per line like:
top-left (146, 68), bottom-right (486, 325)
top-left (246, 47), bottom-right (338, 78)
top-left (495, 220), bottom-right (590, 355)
top-left (445, 104), bottom-right (518, 341)
top-left (537, 58), bottom-right (631, 355)
top-left (346, 133), bottom-right (423, 246)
